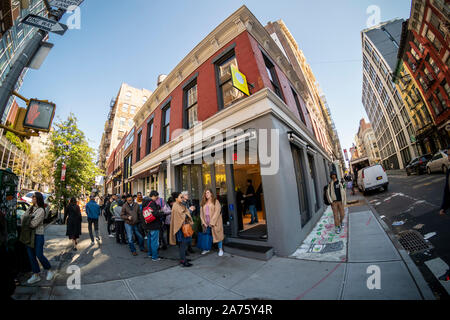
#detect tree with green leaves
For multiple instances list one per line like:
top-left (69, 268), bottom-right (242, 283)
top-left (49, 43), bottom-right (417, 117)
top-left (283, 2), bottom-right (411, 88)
top-left (47, 114), bottom-right (102, 213)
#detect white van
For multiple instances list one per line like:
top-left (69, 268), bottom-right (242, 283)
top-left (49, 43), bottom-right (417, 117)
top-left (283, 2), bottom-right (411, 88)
top-left (357, 165), bottom-right (389, 195)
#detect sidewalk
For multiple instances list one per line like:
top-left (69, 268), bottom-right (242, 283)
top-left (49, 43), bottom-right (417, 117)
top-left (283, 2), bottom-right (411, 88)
top-left (386, 169), bottom-right (407, 176)
top-left (13, 195), bottom-right (435, 300)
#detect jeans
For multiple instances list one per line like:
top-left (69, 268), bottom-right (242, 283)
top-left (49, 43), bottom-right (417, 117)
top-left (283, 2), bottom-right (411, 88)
top-left (125, 224), bottom-right (145, 253)
top-left (179, 239), bottom-right (187, 263)
top-left (147, 230), bottom-right (160, 259)
top-left (26, 235), bottom-right (51, 274)
top-left (115, 221), bottom-right (126, 243)
top-left (87, 218), bottom-right (99, 242)
top-left (206, 227), bottom-right (223, 250)
top-left (249, 205), bottom-right (258, 223)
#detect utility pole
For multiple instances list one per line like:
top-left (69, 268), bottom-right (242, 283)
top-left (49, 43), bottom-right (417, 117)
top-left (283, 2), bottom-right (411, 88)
top-left (0, 2), bottom-right (67, 121)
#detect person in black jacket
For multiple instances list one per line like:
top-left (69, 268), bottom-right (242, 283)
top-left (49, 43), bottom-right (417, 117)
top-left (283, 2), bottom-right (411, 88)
top-left (66, 198), bottom-right (82, 251)
top-left (438, 145), bottom-right (450, 282)
top-left (142, 191), bottom-right (165, 261)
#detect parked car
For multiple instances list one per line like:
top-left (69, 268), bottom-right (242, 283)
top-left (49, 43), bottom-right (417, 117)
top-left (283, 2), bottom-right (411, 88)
top-left (21, 191), bottom-right (56, 221)
top-left (357, 164), bottom-right (389, 195)
top-left (16, 201), bottom-right (31, 227)
top-left (426, 150), bottom-right (449, 174)
top-left (405, 154), bottom-right (433, 176)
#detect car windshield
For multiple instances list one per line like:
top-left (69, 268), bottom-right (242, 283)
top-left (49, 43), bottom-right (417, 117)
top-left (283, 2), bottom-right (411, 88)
top-left (25, 193), bottom-right (34, 198)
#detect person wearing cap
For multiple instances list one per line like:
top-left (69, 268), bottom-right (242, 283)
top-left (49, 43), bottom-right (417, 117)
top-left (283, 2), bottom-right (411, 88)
top-left (438, 144), bottom-right (450, 282)
top-left (326, 172), bottom-right (347, 234)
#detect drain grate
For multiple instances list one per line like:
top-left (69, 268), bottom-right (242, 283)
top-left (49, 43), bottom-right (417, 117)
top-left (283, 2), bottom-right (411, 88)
top-left (398, 230), bottom-right (432, 254)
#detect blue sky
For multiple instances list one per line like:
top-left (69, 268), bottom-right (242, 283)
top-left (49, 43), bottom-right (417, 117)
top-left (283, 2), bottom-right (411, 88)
top-left (18, 0), bottom-right (412, 158)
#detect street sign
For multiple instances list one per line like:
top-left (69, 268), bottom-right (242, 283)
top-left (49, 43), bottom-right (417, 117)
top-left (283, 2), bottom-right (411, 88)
top-left (21, 14), bottom-right (68, 36)
top-left (49, 0), bottom-right (84, 10)
top-left (61, 163), bottom-right (66, 182)
top-left (23, 99), bottom-right (56, 132)
top-left (231, 65), bottom-right (250, 96)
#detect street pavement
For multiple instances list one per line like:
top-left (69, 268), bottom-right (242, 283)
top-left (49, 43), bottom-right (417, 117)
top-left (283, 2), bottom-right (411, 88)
top-left (365, 171), bottom-right (450, 299)
top-left (12, 194), bottom-right (435, 300)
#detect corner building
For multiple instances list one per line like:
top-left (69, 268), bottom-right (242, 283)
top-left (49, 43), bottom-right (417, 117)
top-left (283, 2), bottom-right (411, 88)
top-left (123, 6), bottom-right (333, 257)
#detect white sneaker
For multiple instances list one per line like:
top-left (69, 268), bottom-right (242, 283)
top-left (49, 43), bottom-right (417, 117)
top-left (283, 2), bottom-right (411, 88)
top-left (144, 236), bottom-right (148, 240)
top-left (108, 234), bottom-right (114, 238)
top-left (46, 270), bottom-right (55, 281)
top-left (218, 249), bottom-right (224, 257)
top-left (27, 274), bottom-right (41, 285)
top-left (201, 250), bottom-right (209, 255)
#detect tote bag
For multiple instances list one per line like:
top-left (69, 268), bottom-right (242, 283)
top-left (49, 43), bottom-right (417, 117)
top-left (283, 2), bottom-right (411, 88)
top-left (197, 227), bottom-right (212, 251)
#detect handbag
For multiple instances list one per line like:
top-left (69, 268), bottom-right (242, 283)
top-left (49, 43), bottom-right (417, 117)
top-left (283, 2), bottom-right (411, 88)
top-left (181, 217), bottom-right (194, 238)
top-left (197, 227), bottom-right (212, 251)
top-left (142, 202), bottom-right (156, 224)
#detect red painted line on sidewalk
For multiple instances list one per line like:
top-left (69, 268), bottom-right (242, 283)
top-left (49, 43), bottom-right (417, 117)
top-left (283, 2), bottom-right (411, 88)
top-left (295, 259), bottom-right (345, 300)
top-left (366, 216), bottom-right (372, 226)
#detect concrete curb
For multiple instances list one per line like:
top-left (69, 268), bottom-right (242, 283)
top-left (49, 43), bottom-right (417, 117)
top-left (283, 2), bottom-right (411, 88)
top-left (367, 203), bottom-right (436, 300)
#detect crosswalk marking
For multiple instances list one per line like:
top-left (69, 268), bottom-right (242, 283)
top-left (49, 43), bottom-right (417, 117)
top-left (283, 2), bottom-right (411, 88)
top-left (424, 258), bottom-right (450, 294)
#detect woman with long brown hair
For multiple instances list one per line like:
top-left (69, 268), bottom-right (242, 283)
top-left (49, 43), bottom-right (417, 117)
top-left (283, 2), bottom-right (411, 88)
top-left (200, 189), bottom-right (224, 256)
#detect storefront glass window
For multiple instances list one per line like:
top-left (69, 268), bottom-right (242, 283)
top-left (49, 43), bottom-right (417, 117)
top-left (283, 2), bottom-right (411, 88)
top-left (202, 162), bottom-right (212, 191)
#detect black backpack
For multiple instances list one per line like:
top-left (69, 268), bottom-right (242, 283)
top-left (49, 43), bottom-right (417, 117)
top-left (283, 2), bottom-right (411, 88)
top-left (323, 185), bottom-right (331, 206)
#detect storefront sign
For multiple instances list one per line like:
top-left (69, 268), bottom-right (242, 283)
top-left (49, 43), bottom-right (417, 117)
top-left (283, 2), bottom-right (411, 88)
top-left (231, 65), bottom-right (250, 96)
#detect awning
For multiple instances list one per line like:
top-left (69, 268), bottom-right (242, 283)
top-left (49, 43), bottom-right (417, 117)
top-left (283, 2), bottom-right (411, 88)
top-left (128, 163), bottom-right (162, 182)
top-left (171, 130), bottom-right (257, 166)
top-left (288, 132), bottom-right (308, 148)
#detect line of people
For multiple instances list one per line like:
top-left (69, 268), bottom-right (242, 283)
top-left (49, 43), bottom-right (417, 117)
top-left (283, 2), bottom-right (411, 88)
top-left (84, 189), bottom-right (226, 267)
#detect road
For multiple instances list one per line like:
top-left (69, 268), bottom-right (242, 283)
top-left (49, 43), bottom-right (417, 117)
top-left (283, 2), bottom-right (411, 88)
top-left (363, 172), bottom-right (450, 299)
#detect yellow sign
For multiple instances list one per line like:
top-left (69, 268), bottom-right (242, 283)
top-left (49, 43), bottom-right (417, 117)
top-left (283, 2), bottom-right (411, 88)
top-left (231, 65), bottom-right (250, 96)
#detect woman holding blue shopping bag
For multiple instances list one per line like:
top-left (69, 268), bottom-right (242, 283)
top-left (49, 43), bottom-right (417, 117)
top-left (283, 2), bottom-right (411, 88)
top-left (199, 189), bottom-right (224, 257)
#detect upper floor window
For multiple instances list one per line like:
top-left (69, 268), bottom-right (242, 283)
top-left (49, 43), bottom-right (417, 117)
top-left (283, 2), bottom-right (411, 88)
top-left (126, 91), bottom-right (132, 100)
top-left (184, 81), bottom-right (198, 129)
top-left (142, 97), bottom-right (148, 104)
top-left (262, 53), bottom-right (284, 101)
top-left (136, 132), bottom-right (142, 162)
top-left (291, 87), bottom-right (306, 125)
top-left (215, 52), bottom-right (244, 109)
top-left (130, 105), bottom-right (136, 114)
top-left (161, 104), bottom-right (171, 145)
top-left (146, 120), bottom-right (153, 155)
top-left (128, 119), bottom-right (134, 127)
top-left (122, 104), bottom-right (129, 113)
top-left (119, 117), bottom-right (125, 126)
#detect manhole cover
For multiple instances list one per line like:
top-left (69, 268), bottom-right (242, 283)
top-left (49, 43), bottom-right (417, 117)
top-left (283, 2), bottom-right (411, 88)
top-left (398, 230), bottom-right (432, 254)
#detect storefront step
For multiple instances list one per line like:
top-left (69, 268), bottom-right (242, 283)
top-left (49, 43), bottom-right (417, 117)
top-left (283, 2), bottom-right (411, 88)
top-left (224, 242), bottom-right (274, 261)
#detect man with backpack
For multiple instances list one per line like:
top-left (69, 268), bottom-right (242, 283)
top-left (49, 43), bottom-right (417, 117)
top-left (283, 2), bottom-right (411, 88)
top-left (325, 172), bottom-right (347, 235)
top-left (142, 192), bottom-right (165, 261)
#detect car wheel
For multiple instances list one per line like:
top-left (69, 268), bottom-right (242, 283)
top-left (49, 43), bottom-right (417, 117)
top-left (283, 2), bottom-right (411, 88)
top-left (427, 167), bottom-right (432, 175)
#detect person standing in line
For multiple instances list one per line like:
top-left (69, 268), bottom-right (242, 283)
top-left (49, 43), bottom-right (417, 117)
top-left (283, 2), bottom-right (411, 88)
top-left (181, 191), bottom-right (196, 255)
top-left (65, 198), bottom-right (82, 251)
top-left (153, 191), bottom-right (169, 250)
top-left (243, 179), bottom-right (258, 225)
top-left (326, 172), bottom-right (347, 235)
top-left (113, 199), bottom-right (126, 244)
top-left (142, 192), bottom-right (165, 261)
top-left (135, 192), bottom-right (146, 240)
top-left (23, 192), bottom-right (55, 285)
top-left (121, 194), bottom-right (147, 256)
top-left (86, 195), bottom-right (101, 245)
top-left (438, 145), bottom-right (450, 282)
top-left (200, 189), bottom-right (225, 256)
top-left (164, 197), bottom-right (174, 247)
top-left (169, 192), bottom-right (194, 267)
top-left (102, 195), bottom-right (114, 238)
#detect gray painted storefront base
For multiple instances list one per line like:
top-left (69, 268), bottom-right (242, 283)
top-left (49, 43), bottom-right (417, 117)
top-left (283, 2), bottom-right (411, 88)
top-left (235, 113), bottom-right (330, 257)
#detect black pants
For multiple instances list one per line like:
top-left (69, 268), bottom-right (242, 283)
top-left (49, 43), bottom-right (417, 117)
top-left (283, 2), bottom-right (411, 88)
top-left (115, 221), bottom-right (126, 243)
top-left (160, 224), bottom-right (168, 248)
top-left (106, 215), bottom-right (114, 235)
top-left (87, 218), bottom-right (99, 242)
top-left (179, 240), bottom-right (187, 263)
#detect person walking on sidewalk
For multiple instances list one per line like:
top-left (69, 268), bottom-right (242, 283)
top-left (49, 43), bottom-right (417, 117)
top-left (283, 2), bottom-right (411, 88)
top-left (438, 144), bottom-right (450, 282)
top-left (170, 192), bottom-right (194, 267)
top-left (200, 189), bottom-right (224, 256)
top-left (22, 192), bottom-right (55, 285)
top-left (102, 195), bottom-right (114, 238)
top-left (142, 192), bottom-right (165, 261)
top-left (86, 195), bottom-right (101, 245)
top-left (121, 194), bottom-right (147, 256)
top-left (243, 179), bottom-right (258, 225)
top-left (65, 198), bottom-right (82, 251)
top-left (113, 199), bottom-right (126, 244)
top-left (326, 172), bottom-right (347, 235)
